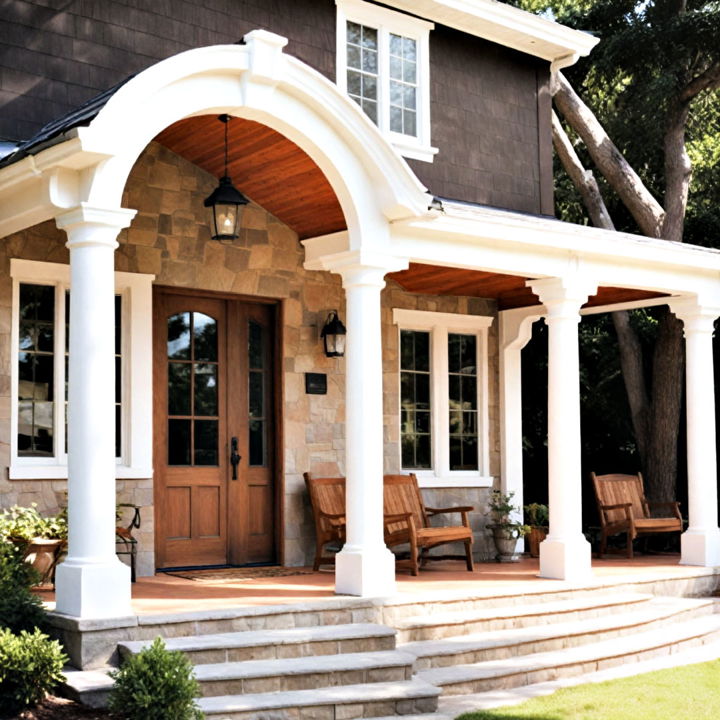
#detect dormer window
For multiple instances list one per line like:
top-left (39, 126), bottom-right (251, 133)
top-left (337, 0), bottom-right (437, 163)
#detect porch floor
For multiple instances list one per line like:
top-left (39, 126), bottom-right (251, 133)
top-left (40, 553), bottom-right (719, 616)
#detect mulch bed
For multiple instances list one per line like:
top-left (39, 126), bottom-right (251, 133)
top-left (7, 697), bottom-right (114, 720)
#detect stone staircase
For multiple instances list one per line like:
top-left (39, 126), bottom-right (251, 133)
top-left (62, 588), bottom-right (720, 719)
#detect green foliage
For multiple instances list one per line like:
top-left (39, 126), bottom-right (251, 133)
top-left (108, 637), bottom-right (204, 720)
top-left (523, 503), bottom-right (549, 528)
top-left (0, 627), bottom-right (67, 716)
top-left (487, 490), bottom-right (531, 538)
top-left (0, 541), bottom-right (46, 634)
top-left (455, 658), bottom-right (720, 720)
top-left (0, 504), bottom-right (68, 542)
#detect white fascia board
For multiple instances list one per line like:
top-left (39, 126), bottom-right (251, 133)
top-left (384, 0), bottom-right (598, 62)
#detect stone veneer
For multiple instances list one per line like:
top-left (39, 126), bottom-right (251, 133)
top-left (0, 141), bottom-right (502, 576)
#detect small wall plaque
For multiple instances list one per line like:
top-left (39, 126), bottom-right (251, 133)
top-left (305, 372), bottom-right (327, 395)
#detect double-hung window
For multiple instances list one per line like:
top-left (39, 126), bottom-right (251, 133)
top-left (9, 259), bottom-right (153, 479)
top-left (336, 0), bottom-right (437, 162)
top-left (394, 309), bottom-right (493, 488)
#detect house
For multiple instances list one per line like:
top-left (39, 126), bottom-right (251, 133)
top-left (1, 0), bottom-right (719, 625)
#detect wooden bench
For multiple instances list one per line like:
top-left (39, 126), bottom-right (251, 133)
top-left (384, 473), bottom-right (474, 576)
top-left (591, 472), bottom-right (682, 558)
top-left (303, 473), bottom-right (346, 571)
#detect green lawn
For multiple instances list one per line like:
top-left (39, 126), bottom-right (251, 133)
top-left (455, 659), bottom-right (720, 720)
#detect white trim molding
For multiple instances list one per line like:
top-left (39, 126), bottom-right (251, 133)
top-left (393, 308), bottom-right (493, 488)
top-left (336, 0), bottom-right (437, 162)
top-left (9, 259), bottom-right (154, 480)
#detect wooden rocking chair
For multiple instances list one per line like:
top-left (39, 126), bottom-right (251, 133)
top-left (383, 473), bottom-right (475, 575)
top-left (303, 473), bottom-right (346, 571)
top-left (591, 472), bottom-right (682, 558)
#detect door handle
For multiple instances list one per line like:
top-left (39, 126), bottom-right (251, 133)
top-left (230, 436), bottom-right (241, 480)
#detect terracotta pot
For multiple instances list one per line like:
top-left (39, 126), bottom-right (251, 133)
top-left (22, 538), bottom-right (66, 588)
top-left (527, 526), bottom-right (548, 558)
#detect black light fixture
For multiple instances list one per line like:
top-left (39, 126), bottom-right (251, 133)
top-left (321, 311), bottom-right (347, 357)
top-left (204, 114), bottom-right (249, 243)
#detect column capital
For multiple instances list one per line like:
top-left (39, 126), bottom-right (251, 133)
top-left (668, 297), bottom-right (720, 335)
top-left (313, 250), bottom-right (409, 289)
top-left (57, 203), bottom-right (137, 250)
top-left (527, 275), bottom-right (598, 316)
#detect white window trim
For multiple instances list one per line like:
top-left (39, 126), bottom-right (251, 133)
top-left (393, 308), bottom-right (493, 488)
top-left (9, 259), bottom-right (154, 480)
top-left (336, 0), bottom-right (438, 163)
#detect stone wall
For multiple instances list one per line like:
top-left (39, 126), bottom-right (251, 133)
top-left (0, 140), bottom-right (502, 572)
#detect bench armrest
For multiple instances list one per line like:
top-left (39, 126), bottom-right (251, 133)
top-left (647, 500), bottom-right (682, 519)
top-left (426, 506), bottom-right (475, 515)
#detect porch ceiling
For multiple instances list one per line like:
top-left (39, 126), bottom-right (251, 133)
top-left (388, 262), bottom-right (668, 310)
top-left (154, 115), bottom-right (346, 240)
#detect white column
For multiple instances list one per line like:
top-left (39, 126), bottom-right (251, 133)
top-left (669, 298), bottom-right (720, 567)
top-left (528, 276), bottom-right (596, 581)
top-left (499, 308), bottom-right (544, 524)
top-left (328, 254), bottom-right (406, 596)
top-left (54, 205), bottom-right (136, 619)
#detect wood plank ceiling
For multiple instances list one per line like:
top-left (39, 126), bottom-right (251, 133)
top-left (155, 116), bottom-right (666, 312)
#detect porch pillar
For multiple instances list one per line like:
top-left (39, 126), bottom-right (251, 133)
top-left (499, 308), bottom-right (544, 529)
top-left (669, 298), bottom-right (720, 567)
top-left (331, 253), bottom-right (407, 596)
top-left (54, 204), bottom-right (136, 619)
top-left (528, 276), bottom-right (597, 581)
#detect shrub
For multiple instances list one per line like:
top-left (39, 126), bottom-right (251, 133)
top-left (108, 637), bottom-right (204, 720)
top-left (0, 627), bottom-right (67, 715)
top-left (0, 504), bottom-right (68, 542)
top-left (0, 541), bottom-right (46, 633)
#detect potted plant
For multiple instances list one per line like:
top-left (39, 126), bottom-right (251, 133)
top-left (486, 490), bottom-right (530, 562)
top-left (0, 505), bottom-right (67, 588)
top-left (523, 503), bottom-right (549, 558)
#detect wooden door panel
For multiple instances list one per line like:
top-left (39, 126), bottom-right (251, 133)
top-left (195, 485), bottom-right (222, 537)
top-left (166, 487), bottom-right (191, 539)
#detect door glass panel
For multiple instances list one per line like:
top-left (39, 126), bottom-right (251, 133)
top-left (168, 419), bottom-right (191, 465)
top-left (167, 311), bottom-right (219, 465)
top-left (248, 321), bottom-right (267, 467)
top-left (400, 329), bottom-right (431, 469)
top-left (194, 420), bottom-right (218, 465)
top-left (168, 312), bottom-right (191, 359)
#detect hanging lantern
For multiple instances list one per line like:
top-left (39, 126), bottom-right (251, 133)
top-left (321, 311), bottom-right (347, 357)
top-left (203, 114), bottom-right (249, 243)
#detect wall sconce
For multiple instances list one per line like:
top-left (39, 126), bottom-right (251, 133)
top-left (321, 311), bottom-right (347, 357)
top-left (204, 114), bottom-right (249, 243)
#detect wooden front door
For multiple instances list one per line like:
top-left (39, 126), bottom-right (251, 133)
top-left (154, 288), bottom-right (276, 568)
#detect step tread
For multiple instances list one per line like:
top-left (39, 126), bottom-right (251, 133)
top-left (401, 596), bottom-right (713, 658)
top-left (119, 622), bottom-right (395, 655)
top-left (198, 679), bottom-right (441, 713)
top-left (418, 614), bottom-right (720, 686)
top-left (396, 592), bottom-right (653, 630)
top-left (194, 650), bottom-right (416, 681)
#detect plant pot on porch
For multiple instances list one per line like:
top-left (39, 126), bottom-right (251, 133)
top-left (488, 525), bottom-right (526, 563)
top-left (527, 526), bottom-right (548, 558)
top-left (21, 538), bottom-right (66, 588)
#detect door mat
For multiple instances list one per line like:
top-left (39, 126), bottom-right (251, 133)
top-left (161, 566), bottom-right (316, 583)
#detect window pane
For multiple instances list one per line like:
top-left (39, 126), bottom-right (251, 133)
top-left (362, 99), bottom-right (378, 124)
top-left (448, 333), bottom-right (479, 471)
top-left (403, 36), bottom-right (417, 61)
top-left (347, 43), bottom-right (361, 70)
top-left (362, 73), bottom-right (377, 100)
top-left (390, 106), bottom-right (403, 133)
top-left (168, 312), bottom-right (191, 359)
top-left (415, 372), bottom-right (430, 409)
top-left (347, 20), bottom-right (361, 45)
top-left (115, 404), bottom-right (122, 459)
top-left (168, 363), bottom-right (191, 416)
top-left (249, 321), bottom-right (263, 369)
top-left (347, 69), bottom-right (362, 96)
top-left (462, 375), bottom-right (477, 409)
top-left (416, 434), bottom-right (431, 468)
top-left (168, 419), bottom-right (191, 465)
top-left (390, 80), bottom-right (403, 106)
top-left (400, 329), bottom-right (432, 469)
top-left (194, 420), bottom-right (218, 465)
top-left (361, 25), bottom-right (377, 49)
top-left (249, 419), bottom-right (265, 466)
top-left (362, 48), bottom-right (377, 74)
top-left (414, 332), bottom-right (429, 371)
top-left (194, 363), bottom-right (218, 416)
top-left (249, 371), bottom-right (263, 418)
top-left (404, 110), bottom-right (417, 136)
top-left (390, 55), bottom-right (402, 81)
top-left (390, 33), bottom-right (403, 56)
top-left (193, 313), bottom-right (217, 362)
top-left (115, 356), bottom-right (122, 403)
top-left (403, 60), bottom-right (417, 85)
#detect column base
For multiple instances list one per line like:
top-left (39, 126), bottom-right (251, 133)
top-left (680, 528), bottom-right (720, 567)
top-left (335, 544), bottom-right (397, 597)
top-left (538, 535), bottom-right (593, 581)
top-left (55, 558), bottom-right (132, 619)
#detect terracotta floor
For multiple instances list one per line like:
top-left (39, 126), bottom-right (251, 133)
top-left (39, 554), bottom-right (712, 616)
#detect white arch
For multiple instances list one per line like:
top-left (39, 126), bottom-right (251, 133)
top-left (75, 30), bottom-right (430, 247)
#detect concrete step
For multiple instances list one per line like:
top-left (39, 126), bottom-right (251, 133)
top-left (198, 679), bottom-right (441, 719)
top-left (402, 596), bottom-right (715, 669)
top-left (396, 591), bottom-right (653, 642)
top-left (417, 613), bottom-right (720, 695)
top-left (193, 650), bottom-right (415, 696)
top-left (118, 622), bottom-right (396, 664)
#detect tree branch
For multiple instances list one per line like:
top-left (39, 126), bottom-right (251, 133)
top-left (552, 72), bottom-right (666, 238)
top-left (551, 111), bottom-right (616, 230)
top-left (679, 60), bottom-right (720, 103)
